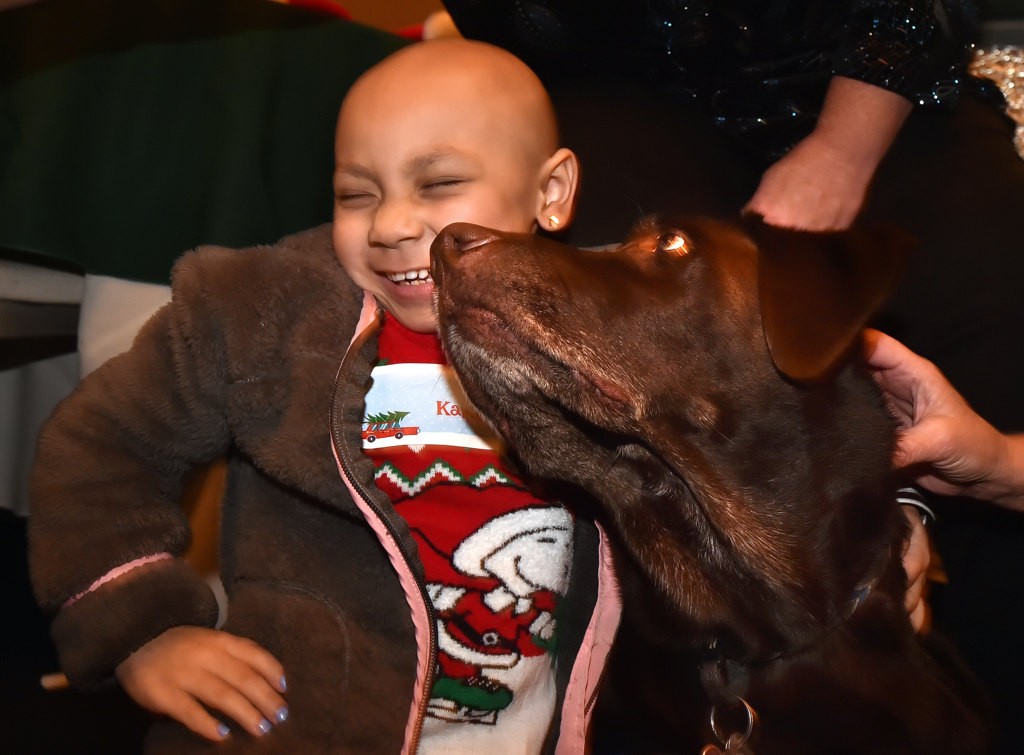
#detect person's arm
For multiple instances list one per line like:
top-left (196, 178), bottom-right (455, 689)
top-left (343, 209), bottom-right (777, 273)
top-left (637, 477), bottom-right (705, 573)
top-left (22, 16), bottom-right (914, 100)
top-left (29, 291), bottom-right (226, 689)
top-left (864, 329), bottom-right (1024, 510)
top-left (29, 246), bottom-right (289, 739)
top-left (744, 75), bottom-right (911, 230)
top-left (745, 0), bottom-right (976, 231)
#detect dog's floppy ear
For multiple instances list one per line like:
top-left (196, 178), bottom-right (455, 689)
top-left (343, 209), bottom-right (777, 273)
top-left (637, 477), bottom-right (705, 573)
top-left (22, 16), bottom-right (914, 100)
top-left (746, 214), bottom-right (914, 383)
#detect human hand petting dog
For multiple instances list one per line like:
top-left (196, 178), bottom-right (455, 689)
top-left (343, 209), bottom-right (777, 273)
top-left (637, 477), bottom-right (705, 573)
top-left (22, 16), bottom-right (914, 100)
top-left (743, 132), bottom-right (872, 231)
top-left (744, 77), bottom-right (912, 231)
top-left (115, 626), bottom-right (289, 742)
top-left (865, 329), bottom-right (1024, 511)
top-left (868, 327), bottom-right (1024, 630)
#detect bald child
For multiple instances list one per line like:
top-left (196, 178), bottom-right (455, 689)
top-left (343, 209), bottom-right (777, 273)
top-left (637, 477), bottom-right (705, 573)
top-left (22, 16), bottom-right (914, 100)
top-left (29, 40), bottom-right (619, 755)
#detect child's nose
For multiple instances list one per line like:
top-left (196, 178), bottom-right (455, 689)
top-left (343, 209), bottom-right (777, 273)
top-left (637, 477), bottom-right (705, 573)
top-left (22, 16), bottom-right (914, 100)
top-left (368, 197), bottom-right (422, 247)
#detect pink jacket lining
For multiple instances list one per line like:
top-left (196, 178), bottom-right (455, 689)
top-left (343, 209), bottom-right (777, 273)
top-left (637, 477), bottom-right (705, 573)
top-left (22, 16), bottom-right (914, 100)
top-left (62, 552), bottom-right (173, 610)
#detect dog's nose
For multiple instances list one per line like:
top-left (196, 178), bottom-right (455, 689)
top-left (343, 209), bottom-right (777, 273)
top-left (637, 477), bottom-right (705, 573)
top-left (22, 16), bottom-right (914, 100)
top-left (431, 223), bottom-right (502, 287)
top-left (433, 222), bottom-right (500, 258)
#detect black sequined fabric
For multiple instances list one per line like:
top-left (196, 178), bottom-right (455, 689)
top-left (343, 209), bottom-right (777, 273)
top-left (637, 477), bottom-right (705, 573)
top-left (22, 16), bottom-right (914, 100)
top-left (443, 0), bottom-right (978, 158)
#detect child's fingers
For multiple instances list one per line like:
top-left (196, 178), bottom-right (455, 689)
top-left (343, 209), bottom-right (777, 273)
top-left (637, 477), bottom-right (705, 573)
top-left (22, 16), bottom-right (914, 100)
top-left (163, 689), bottom-right (234, 742)
top-left (199, 640), bottom-right (289, 734)
top-left (188, 670), bottom-right (281, 739)
top-left (221, 633), bottom-right (288, 694)
top-left (116, 626), bottom-right (289, 737)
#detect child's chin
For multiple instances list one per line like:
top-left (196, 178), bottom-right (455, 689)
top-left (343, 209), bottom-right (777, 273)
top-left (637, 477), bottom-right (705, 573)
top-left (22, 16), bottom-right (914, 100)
top-left (391, 308), bottom-right (440, 334)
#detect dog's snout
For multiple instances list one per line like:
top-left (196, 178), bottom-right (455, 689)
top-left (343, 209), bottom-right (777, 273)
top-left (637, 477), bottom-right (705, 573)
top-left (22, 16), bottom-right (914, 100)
top-left (433, 222), bottom-right (499, 257)
top-left (431, 223), bottom-right (501, 285)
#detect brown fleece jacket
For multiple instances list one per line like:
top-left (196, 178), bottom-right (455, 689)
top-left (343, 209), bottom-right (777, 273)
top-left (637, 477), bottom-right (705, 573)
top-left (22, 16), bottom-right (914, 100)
top-left (28, 225), bottom-right (604, 754)
top-left (28, 224), bottom-right (420, 752)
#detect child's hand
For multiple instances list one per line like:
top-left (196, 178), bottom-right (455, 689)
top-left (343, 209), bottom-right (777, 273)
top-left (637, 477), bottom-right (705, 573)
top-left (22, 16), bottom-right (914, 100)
top-left (115, 626), bottom-right (289, 742)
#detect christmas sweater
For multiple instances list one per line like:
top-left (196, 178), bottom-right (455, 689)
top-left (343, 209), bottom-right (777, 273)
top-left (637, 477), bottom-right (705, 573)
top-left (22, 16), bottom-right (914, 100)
top-left (363, 314), bottom-right (574, 754)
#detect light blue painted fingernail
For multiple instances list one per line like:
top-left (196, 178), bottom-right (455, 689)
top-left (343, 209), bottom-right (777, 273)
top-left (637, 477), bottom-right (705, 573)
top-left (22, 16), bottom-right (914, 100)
top-left (279, 675), bottom-right (288, 693)
top-left (257, 717), bottom-right (273, 735)
top-left (275, 706), bottom-right (289, 723)
top-left (216, 723), bottom-right (231, 739)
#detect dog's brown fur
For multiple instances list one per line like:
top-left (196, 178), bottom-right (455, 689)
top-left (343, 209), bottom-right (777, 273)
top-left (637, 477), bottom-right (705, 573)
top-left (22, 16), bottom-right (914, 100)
top-left (430, 216), bottom-right (989, 754)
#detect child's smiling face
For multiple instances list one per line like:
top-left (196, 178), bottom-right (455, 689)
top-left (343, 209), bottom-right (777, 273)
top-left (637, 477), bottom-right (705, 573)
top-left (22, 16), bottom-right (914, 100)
top-left (332, 40), bottom-right (575, 333)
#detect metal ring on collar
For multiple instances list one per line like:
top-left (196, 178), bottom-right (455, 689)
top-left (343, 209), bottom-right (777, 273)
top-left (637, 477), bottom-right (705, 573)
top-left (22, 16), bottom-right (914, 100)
top-left (709, 696), bottom-right (758, 747)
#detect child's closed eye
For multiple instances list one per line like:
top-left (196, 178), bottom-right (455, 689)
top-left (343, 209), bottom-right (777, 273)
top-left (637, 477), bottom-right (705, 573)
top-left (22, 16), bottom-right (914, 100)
top-left (421, 178), bottom-right (465, 194)
top-left (335, 191), bottom-right (378, 208)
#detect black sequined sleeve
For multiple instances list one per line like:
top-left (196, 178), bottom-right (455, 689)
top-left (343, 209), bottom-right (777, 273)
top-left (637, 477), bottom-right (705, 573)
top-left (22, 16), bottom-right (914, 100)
top-left (833, 0), bottom-right (978, 106)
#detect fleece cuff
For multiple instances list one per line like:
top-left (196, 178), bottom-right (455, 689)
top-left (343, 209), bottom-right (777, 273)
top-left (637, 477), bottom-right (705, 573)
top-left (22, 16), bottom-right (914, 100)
top-left (51, 558), bottom-right (219, 689)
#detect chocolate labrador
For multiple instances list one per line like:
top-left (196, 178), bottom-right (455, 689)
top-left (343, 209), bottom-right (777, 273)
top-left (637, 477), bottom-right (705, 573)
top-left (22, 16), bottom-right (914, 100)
top-left (430, 216), bottom-right (989, 754)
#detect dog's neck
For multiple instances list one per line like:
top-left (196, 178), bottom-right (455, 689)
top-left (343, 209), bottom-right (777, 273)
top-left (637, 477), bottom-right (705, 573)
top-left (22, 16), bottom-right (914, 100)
top-left (498, 357), bottom-right (904, 663)
top-left (609, 366), bottom-right (904, 658)
top-left (695, 538), bottom-right (894, 716)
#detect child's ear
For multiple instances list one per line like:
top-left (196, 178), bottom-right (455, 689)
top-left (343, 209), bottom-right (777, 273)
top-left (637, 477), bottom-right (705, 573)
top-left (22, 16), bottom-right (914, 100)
top-left (536, 147), bottom-right (580, 230)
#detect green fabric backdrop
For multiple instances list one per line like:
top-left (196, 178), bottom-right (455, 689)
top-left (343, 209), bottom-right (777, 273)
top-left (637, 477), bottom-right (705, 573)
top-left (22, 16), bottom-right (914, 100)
top-left (0, 0), bottom-right (407, 283)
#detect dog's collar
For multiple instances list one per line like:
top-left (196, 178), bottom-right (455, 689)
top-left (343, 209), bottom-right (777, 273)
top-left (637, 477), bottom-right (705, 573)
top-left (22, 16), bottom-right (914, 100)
top-left (696, 557), bottom-right (887, 751)
top-left (697, 642), bottom-right (758, 752)
top-left (695, 545), bottom-right (895, 753)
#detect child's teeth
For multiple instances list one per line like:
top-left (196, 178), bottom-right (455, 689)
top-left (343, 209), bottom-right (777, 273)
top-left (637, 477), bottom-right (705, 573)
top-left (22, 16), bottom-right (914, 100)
top-left (389, 269), bottom-right (432, 284)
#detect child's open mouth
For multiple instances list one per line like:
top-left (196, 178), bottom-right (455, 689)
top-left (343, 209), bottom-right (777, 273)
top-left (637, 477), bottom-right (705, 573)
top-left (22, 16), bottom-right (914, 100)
top-left (386, 268), bottom-right (433, 286)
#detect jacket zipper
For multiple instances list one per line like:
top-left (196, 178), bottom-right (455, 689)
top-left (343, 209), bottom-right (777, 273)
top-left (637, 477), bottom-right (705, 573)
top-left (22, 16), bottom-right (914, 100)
top-left (328, 313), bottom-right (438, 753)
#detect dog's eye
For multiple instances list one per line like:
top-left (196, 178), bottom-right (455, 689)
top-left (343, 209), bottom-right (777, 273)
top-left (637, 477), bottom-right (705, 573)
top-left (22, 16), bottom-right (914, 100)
top-left (657, 232), bottom-right (690, 255)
